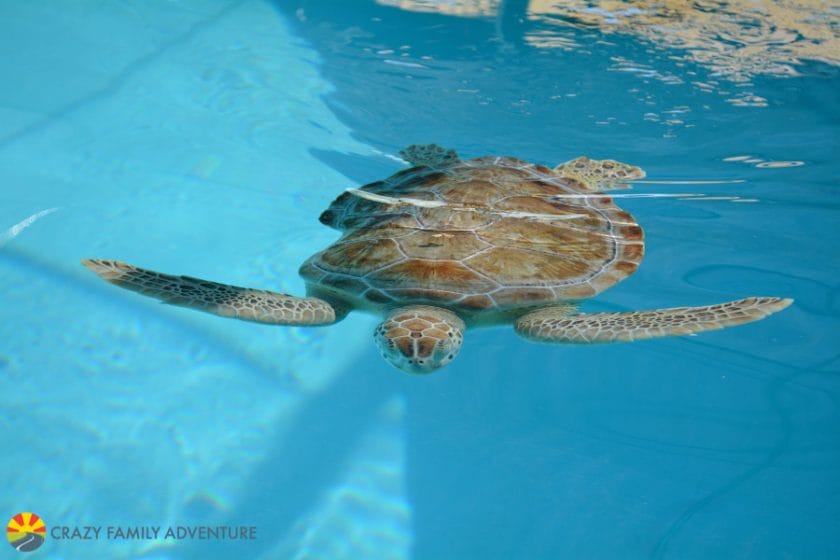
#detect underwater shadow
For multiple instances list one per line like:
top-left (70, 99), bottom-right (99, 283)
top-left (177, 350), bottom-right (394, 559)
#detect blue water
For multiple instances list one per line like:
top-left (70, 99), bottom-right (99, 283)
top-left (1, 2), bottom-right (837, 559)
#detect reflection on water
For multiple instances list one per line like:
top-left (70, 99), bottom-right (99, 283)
top-left (530, 1), bottom-right (839, 80)
top-left (378, 0), bottom-right (839, 91)
top-left (723, 155), bottom-right (805, 168)
top-left (378, 0), bottom-right (498, 17)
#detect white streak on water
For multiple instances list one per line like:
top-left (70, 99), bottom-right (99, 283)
top-left (383, 59), bottom-right (426, 69)
top-left (500, 210), bottom-right (587, 220)
top-left (723, 155), bottom-right (753, 161)
top-left (348, 188), bottom-right (447, 208)
top-left (676, 196), bottom-right (745, 202)
top-left (0, 207), bottom-right (58, 247)
top-left (550, 193), bottom-right (701, 199)
top-left (347, 189), bottom-right (589, 219)
top-left (629, 179), bottom-right (746, 184)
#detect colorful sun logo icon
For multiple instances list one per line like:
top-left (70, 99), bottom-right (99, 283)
top-left (7, 513), bottom-right (46, 552)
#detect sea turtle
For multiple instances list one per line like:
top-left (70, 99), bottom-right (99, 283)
top-left (82, 144), bottom-right (792, 374)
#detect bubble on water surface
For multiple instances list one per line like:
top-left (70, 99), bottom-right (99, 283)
top-left (756, 161), bottom-right (805, 168)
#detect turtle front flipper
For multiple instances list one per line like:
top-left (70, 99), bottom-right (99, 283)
top-left (554, 156), bottom-right (645, 191)
top-left (514, 297), bottom-right (792, 343)
top-left (399, 144), bottom-right (460, 168)
top-left (82, 259), bottom-right (340, 326)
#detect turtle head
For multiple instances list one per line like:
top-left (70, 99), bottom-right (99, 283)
top-left (374, 306), bottom-right (465, 374)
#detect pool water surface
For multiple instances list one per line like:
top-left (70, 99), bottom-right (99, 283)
top-left (0, 1), bottom-right (837, 559)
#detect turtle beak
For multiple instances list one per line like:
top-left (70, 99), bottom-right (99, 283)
top-left (380, 338), bottom-right (460, 374)
top-left (383, 335), bottom-right (456, 374)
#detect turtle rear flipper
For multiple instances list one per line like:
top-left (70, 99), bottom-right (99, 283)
top-left (554, 156), bottom-right (645, 191)
top-left (82, 259), bottom-right (339, 325)
top-left (514, 297), bottom-right (792, 343)
top-left (399, 144), bottom-right (460, 167)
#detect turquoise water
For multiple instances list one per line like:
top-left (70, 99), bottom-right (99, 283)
top-left (1, 1), bottom-right (837, 559)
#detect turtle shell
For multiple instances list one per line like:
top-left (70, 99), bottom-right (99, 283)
top-left (300, 156), bottom-right (644, 318)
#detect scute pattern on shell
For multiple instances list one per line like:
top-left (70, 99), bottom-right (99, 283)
top-left (302, 155), bottom-right (644, 315)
